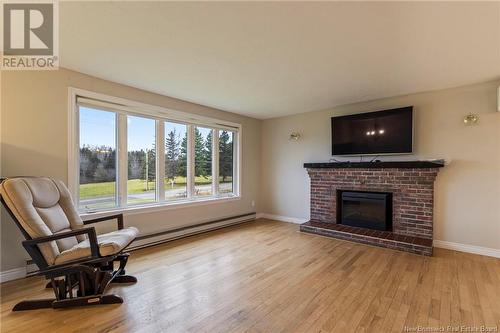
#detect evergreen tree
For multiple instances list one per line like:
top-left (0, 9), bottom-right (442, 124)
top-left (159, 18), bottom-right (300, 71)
top-left (204, 130), bottom-right (213, 177)
top-left (194, 128), bottom-right (207, 177)
top-left (146, 147), bottom-right (156, 182)
top-left (178, 132), bottom-right (188, 177)
top-left (218, 131), bottom-right (233, 182)
top-left (138, 149), bottom-right (147, 179)
top-left (165, 129), bottom-right (180, 181)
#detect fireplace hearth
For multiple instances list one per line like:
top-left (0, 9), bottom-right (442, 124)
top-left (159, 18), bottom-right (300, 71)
top-left (338, 190), bottom-right (392, 231)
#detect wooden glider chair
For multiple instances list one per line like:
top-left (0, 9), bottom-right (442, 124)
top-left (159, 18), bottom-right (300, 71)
top-left (0, 177), bottom-right (138, 311)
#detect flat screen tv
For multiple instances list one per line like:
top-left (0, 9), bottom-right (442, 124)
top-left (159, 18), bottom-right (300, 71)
top-left (332, 106), bottom-right (413, 156)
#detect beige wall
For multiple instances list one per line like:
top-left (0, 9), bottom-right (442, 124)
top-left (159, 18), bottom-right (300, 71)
top-left (261, 80), bottom-right (500, 250)
top-left (0, 69), bottom-right (262, 271)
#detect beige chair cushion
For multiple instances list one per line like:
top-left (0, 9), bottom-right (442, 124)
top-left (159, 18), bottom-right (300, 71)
top-left (54, 227), bottom-right (139, 265)
top-left (0, 177), bottom-right (85, 265)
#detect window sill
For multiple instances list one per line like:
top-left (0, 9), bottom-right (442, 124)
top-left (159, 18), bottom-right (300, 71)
top-left (80, 195), bottom-right (241, 219)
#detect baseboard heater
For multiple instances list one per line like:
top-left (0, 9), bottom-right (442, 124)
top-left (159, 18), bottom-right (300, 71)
top-left (127, 212), bottom-right (257, 251)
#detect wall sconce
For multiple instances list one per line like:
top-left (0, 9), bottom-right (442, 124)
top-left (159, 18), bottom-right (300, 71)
top-left (289, 132), bottom-right (301, 141)
top-left (463, 113), bottom-right (479, 126)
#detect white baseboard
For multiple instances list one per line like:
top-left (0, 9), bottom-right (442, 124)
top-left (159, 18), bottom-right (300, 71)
top-left (256, 213), bottom-right (308, 224)
top-left (433, 240), bottom-right (500, 258)
top-left (0, 267), bottom-right (26, 283)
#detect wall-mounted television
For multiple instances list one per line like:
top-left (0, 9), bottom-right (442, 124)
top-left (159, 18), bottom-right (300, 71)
top-left (332, 106), bottom-right (413, 156)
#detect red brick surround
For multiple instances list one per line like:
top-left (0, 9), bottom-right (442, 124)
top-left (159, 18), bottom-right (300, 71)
top-left (303, 166), bottom-right (441, 255)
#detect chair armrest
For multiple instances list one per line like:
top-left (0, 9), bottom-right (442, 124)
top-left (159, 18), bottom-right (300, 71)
top-left (22, 227), bottom-right (100, 259)
top-left (83, 213), bottom-right (124, 230)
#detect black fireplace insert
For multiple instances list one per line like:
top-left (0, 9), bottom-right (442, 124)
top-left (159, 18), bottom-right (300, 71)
top-left (337, 190), bottom-right (392, 231)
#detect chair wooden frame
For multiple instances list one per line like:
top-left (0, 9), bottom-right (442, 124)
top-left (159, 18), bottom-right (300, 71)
top-left (0, 188), bottom-right (137, 311)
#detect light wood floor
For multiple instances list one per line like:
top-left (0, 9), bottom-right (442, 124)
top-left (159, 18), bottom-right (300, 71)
top-left (1, 219), bottom-right (499, 333)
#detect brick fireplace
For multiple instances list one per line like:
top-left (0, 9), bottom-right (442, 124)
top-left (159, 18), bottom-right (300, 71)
top-left (300, 161), bottom-right (444, 255)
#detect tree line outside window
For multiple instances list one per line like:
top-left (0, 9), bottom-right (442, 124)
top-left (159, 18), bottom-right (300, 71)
top-left (78, 106), bottom-right (236, 211)
top-left (79, 129), bottom-right (233, 185)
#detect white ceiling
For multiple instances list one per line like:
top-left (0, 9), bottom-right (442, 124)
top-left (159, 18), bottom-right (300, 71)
top-left (60, 2), bottom-right (500, 119)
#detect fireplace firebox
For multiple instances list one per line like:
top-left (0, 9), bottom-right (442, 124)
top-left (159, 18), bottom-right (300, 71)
top-left (337, 190), bottom-right (392, 231)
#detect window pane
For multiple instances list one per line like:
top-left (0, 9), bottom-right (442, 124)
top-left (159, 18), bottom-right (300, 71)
top-left (194, 126), bottom-right (213, 196)
top-left (164, 122), bottom-right (188, 200)
top-left (219, 130), bottom-right (234, 195)
top-left (127, 116), bottom-right (156, 205)
top-left (79, 107), bottom-right (117, 211)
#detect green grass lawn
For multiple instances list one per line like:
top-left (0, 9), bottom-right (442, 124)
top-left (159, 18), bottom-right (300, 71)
top-left (80, 177), bottom-right (232, 199)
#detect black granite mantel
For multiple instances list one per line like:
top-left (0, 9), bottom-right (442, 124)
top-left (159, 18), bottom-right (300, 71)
top-left (303, 160), bottom-right (445, 169)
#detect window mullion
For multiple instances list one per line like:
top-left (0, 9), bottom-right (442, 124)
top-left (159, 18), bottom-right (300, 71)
top-left (73, 106), bottom-right (80, 204)
top-left (213, 129), bottom-right (219, 196)
top-left (187, 124), bottom-right (195, 199)
top-left (234, 131), bottom-right (240, 196)
top-left (117, 114), bottom-right (128, 207)
top-left (157, 121), bottom-right (165, 202)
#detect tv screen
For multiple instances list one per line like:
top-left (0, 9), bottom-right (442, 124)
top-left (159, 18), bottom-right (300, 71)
top-left (332, 106), bottom-right (413, 155)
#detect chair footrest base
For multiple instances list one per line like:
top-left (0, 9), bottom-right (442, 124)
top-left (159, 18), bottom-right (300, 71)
top-left (111, 275), bottom-right (137, 284)
top-left (12, 299), bottom-right (55, 311)
top-left (13, 295), bottom-right (124, 311)
top-left (52, 294), bottom-right (123, 309)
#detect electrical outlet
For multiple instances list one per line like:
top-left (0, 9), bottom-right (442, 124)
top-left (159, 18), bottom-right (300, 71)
top-left (251, 200), bottom-right (255, 207)
top-left (26, 260), bottom-right (38, 274)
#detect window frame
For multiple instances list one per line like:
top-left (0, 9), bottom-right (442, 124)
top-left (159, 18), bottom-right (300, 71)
top-left (77, 106), bottom-right (120, 211)
top-left (126, 113), bottom-right (159, 206)
top-left (68, 88), bottom-right (241, 216)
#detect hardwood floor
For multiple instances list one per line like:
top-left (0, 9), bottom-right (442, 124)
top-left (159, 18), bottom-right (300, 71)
top-left (1, 219), bottom-right (499, 333)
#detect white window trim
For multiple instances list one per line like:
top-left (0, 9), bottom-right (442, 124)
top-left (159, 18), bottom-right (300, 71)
top-left (68, 87), bottom-right (242, 215)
